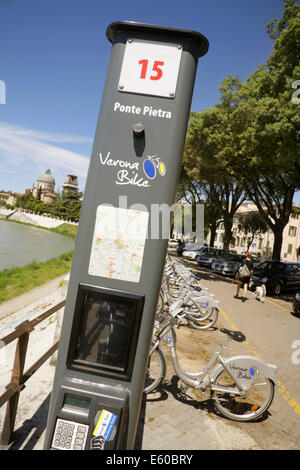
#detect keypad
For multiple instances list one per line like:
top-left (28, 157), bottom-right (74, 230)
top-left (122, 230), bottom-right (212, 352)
top-left (52, 419), bottom-right (89, 450)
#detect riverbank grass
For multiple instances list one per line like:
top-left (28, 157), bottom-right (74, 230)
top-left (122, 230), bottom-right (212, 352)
top-left (0, 218), bottom-right (78, 239)
top-left (50, 223), bottom-right (78, 239)
top-left (0, 250), bottom-right (73, 303)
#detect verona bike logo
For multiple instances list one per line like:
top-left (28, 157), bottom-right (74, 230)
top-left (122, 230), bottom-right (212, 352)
top-left (143, 155), bottom-right (166, 180)
top-left (99, 151), bottom-right (166, 188)
top-left (249, 366), bottom-right (259, 376)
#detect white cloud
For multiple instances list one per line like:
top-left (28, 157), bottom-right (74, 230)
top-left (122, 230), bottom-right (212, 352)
top-left (0, 122), bottom-right (93, 144)
top-left (0, 121), bottom-right (90, 178)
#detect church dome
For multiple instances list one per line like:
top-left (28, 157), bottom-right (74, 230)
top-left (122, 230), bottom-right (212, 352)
top-left (37, 169), bottom-right (55, 185)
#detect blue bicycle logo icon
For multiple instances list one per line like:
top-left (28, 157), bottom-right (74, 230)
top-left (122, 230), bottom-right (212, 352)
top-left (143, 155), bottom-right (166, 180)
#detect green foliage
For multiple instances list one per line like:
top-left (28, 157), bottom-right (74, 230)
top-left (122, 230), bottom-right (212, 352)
top-left (181, 0), bottom-right (300, 258)
top-left (0, 250), bottom-right (73, 303)
top-left (236, 0), bottom-right (300, 258)
top-left (15, 190), bottom-right (82, 222)
top-left (0, 199), bottom-right (10, 209)
top-left (50, 223), bottom-right (78, 239)
top-left (238, 212), bottom-right (268, 250)
top-left (62, 189), bottom-right (83, 201)
top-left (183, 84), bottom-right (246, 248)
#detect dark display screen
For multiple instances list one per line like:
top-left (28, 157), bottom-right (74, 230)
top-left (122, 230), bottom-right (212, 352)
top-left (69, 286), bottom-right (144, 379)
top-left (63, 394), bottom-right (91, 410)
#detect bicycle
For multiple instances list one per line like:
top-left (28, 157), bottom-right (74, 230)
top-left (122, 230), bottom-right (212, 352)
top-left (144, 312), bottom-right (277, 422)
top-left (156, 258), bottom-right (219, 330)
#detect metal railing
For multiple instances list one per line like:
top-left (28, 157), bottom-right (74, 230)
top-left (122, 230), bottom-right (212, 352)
top-left (0, 300), bottom-right (65, 446)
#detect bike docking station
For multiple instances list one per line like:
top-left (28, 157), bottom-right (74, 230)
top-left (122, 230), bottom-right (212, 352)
top-left (43, 21), bottom-right (209, 451)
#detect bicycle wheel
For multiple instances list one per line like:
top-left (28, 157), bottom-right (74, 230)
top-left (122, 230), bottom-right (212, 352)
top-left (212, 368), bottom-right (275, 422)
top-left (186, 306), bottom-right (214, 322)
top-left (158, 160), bottom-right (166, 176)
top-left (155, 291), bottom-right (164, 320)
top-left (187, 307), bottom-right (219, 330)
top-left (143, 159), bottom-right (156, 180)
top-left (193, 297), bottom-right (214, 317)
top-left (143, 344), bottom-right (166, 394)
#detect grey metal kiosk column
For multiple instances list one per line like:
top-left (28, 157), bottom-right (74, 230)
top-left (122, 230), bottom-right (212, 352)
top-left (44, 21), bottom-right (208, 451)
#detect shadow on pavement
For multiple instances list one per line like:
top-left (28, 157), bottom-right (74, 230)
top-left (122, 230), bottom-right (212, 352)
top-left (145, 375), bottom-right (272, 424)
top-left (8, 390), bottom-right (148, 451)
top-left (9, 394), bottom-right (50, 450)
top-left (134, 393), bottom-right (146, 450)
top-left (189, 265), bottom-right (237, 286)
top-left (145, 375), bottom-right (214, 415)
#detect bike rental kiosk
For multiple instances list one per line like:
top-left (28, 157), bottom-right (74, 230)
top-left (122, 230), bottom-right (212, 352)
top-left (44, 21), bottom-right (209, 450)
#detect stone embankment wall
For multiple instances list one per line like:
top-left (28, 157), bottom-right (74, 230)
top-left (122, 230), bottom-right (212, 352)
top-left (0, 208), bottom-right (77, 229)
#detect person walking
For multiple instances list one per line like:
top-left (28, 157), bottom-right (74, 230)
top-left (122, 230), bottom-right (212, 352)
top-left (234, 252), bottom-right (254, 302)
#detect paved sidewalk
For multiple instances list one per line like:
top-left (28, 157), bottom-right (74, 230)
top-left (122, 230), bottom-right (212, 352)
top-left (0, 277), bottom-right (261, 451)
top-left (1, 267), bottom-right (298, 451)
top-left (2, 351), bottom-right (262, 451)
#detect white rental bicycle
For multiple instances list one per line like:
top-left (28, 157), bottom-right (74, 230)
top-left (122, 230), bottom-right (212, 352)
top-left (144, 312), bottom-right (277, 422)
top-left (156, 258), bottom-right (219, 330)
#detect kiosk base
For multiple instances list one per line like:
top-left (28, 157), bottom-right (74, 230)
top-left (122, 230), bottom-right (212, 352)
top-left (48, 386), bottom-right (128, 450)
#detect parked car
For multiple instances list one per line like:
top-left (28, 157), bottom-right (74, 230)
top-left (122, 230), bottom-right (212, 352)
top-left (182, 243), bottom-right (205, 260)
top-left (251, 255), bottom-right (261, 265)
top-left (177, 241), bottom-right (187, 256)
top-left (211, 254), bottom-right (246, 277)
top-left (293, 291), bottom-right (300, 316)
top-left (197, 248), bottom-right (234, 268)
top-left (212, 254), bottom-right (260, 277)
top-left (177, 241), bottom-right (205, 257)
top-left (251, 261), bottom-right (300, 296)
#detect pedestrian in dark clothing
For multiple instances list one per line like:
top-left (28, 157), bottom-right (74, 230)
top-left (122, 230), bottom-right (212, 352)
top-left (234, 252), bottom-right (254, 302)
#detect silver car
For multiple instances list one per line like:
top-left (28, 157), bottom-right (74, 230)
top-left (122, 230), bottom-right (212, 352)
top-left (212, 254), bottom-right (260, 277)
top-left (197, 248), bottom-right (229, 268)
top-left (182, 243), bottom-right (205, 260)
top-left (212, 254), bottom-right (245, 276)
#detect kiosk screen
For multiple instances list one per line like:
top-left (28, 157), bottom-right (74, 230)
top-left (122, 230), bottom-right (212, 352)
top-left (68, 285), bottom-right (144, 379)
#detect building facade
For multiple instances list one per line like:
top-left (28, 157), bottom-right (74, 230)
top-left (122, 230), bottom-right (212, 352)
top-left (1, 170), bottom-right (80, 207)
top-left (0, 192), bottom-right (23, 206)
top-left (32, 169), bottom-right (57, 203)
top-left (210, 202), bottom-right (300, 262)
top-left (30, 170), bottom-right (79, 203)
top-left (62, 174), bottom-right (79, 195)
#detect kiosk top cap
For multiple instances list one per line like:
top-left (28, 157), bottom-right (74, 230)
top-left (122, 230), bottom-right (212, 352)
top-left (106, 21), bottom-right (209, 58)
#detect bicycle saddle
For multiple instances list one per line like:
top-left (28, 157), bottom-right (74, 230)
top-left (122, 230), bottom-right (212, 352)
top-left (220, 328), bottom-right (246, 342)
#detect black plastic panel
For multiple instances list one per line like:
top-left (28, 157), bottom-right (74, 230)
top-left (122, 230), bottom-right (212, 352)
top-left (67, 284), bottom-right (144, 380)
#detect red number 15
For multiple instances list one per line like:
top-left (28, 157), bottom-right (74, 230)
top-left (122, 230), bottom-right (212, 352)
top-left (139, 59), bottom-right (164, 80)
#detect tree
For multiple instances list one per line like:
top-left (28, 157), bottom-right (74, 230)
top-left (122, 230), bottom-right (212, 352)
top-left (62, 189), bottom-right (83, 201)
top-left (181, 0), bottom-right (300, 258)
top-left (202, 183), bottom-right (223, 247)
top-left (15, 190), bottom-right (82, 222)
top-left (176, 167), bottom-right (223, 245)
top-left (237, 211), bottom-right (268, 251)
top-left (37, 186), bottom-right (42, 201)
top-left (183, 77), bottom-right (246, 249)
top-left (236, 0), bottom-right (300, 259)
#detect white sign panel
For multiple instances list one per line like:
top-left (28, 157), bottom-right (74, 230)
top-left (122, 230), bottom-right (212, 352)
top-left (118, 39), bottom-right (182, 98)
top-left (88, 205), bottom-right (149, 283)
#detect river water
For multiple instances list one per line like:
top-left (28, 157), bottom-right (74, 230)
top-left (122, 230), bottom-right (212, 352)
top-left (0, 220), bottom-right (75, 271)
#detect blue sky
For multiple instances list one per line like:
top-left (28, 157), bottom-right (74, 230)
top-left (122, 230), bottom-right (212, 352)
top-left (1, 0), bottom-right (297, 202)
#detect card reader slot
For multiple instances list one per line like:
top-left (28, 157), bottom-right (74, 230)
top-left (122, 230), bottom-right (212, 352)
top-left (61, 404), bottom-right (89, 419)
